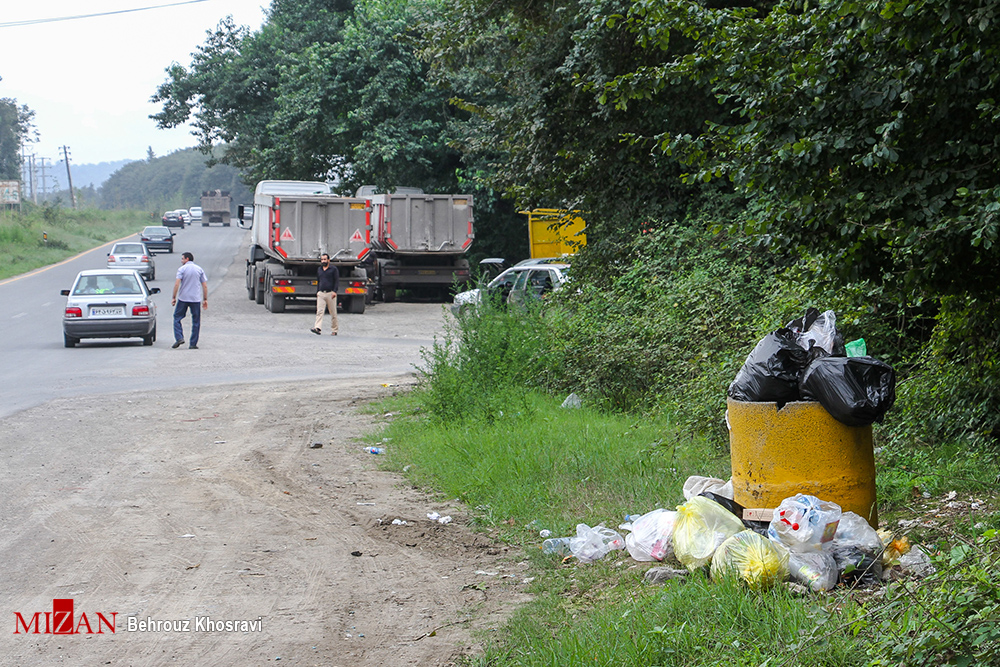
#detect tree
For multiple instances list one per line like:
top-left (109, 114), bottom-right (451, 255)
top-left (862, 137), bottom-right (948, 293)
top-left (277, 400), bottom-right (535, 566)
top-left (616, 0), bottom-right (1000, 303)
top-left (0, 98), bottom-right (35, 180)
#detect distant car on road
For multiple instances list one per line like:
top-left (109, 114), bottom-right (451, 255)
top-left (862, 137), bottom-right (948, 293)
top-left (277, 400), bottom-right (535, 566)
top-left (139, 226), bottom-right (174, 254)
top-left (107, 242), bottom-right (155, 280)
top-left (161, 211), bottom-right (184, 228)
top-left (61, 269), bottom-right (160, 348)
top-left (189, 206), bottom-right (203, 224)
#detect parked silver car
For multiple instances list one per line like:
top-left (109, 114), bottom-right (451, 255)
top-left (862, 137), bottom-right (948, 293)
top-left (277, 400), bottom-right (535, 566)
top-left (107, 241), bottom-right (155, 280)
top-left (61, 269), bottom-right (160, 347)
top-left (451, 259), bottom-right (570, 316)
top-left (506, 264), bottom-right (570, 308)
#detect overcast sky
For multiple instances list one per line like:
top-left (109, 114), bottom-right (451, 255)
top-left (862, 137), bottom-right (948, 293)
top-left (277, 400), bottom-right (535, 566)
top-left (0, 0), bottom-right (269, 167)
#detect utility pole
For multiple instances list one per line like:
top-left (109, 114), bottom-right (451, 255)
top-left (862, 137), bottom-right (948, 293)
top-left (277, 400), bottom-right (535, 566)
top-left (61, 146), bottom-right (77, 208)
top-left (39, 157), bottom-right (49, 202)
top-left (29, 154), bottom-right (36, 204)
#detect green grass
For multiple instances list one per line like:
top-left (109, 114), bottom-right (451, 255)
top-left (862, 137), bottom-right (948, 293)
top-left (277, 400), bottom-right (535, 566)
top-left (372, 390), bottom-right (730, 541)
top-left (0, 206), bottom-right (154, 280)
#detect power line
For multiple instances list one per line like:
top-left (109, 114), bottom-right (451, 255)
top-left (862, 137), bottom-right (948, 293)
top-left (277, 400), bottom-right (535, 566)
top-left (0, 0), bottom-right (212, 29)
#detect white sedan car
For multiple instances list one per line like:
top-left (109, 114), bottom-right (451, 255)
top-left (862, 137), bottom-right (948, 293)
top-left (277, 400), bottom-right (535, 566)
top-left (61, 269), bottom-right (160, 347)
top-left (451, 260), bottom-right (569, 316)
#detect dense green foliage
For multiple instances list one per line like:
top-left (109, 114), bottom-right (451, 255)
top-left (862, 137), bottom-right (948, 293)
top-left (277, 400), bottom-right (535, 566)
top-left (99, 148), bottom-right (252, 213)
top-left (0, 98), bottom-right (34, 181)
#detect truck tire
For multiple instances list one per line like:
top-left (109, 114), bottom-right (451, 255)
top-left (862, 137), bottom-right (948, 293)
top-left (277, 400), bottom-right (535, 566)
top-left (255, 265), bottom-right (266, 304)
top-left (268, 293), bottom-right (286, 313)
top-left (383, 285), bottom-right (397, 303)
top-left (247, 265), bottom-right (257, 301)
top-left (347, 295), bottom-right (365, 314)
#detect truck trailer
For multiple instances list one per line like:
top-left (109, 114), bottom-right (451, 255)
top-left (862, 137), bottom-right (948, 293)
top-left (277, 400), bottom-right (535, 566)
top-left (201, 190), bottom-right (232, 226)
top-left (358, 186), bottom-right (474, 301)
top-left (238, 180), bottom-right (369, 314)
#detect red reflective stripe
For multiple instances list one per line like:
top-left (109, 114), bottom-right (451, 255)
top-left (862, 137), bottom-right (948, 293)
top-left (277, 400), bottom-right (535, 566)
top-left (272, 197), bottom-right (282, 249)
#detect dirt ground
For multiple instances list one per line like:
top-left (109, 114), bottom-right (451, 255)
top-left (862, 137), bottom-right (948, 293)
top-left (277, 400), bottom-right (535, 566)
top-left (0, 378), bottom-right (532, 665)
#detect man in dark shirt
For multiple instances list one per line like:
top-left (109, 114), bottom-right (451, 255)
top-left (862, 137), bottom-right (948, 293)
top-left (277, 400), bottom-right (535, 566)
top-left (312, 253), bottom-right (340, 336)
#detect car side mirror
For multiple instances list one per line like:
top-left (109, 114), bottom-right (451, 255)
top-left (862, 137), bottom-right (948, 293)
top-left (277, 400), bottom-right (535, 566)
top-left (149, 287), bottom-right (161, 294)
top-left (60, 289), bottom-right (70, 296)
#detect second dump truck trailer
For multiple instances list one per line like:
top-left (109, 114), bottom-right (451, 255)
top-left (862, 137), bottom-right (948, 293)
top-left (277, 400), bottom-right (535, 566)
top-left (239, 180), bottom-right (369, 314)
top-left (359, 186), bottom-right (474, 301)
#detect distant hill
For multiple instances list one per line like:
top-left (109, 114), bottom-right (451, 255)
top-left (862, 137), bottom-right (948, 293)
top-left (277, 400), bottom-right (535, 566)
top-left (69, 159), bottom-right (134, 188)
top-left (99, 148), bottom-right (253, 212)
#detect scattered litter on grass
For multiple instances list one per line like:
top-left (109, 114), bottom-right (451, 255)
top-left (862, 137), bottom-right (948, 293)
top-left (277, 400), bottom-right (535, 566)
top-left (561, 393), bottom-right (582, 409)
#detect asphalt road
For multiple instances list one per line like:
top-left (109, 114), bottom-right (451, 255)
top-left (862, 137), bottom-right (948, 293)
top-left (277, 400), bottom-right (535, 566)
top-left (0, 224), bottom-right (450, 419)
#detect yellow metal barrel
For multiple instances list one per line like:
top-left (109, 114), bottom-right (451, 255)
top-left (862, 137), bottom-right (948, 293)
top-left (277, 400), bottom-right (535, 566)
top-left (728, 399), bottom-right (878, 527)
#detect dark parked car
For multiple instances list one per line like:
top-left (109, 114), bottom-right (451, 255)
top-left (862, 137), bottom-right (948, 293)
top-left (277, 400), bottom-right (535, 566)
top-left (61, 269), bottom-right (160, 347)
top-left (161, 211), bottom-right (184, 229)
top-left (140, 226), bottom-right (174, 253)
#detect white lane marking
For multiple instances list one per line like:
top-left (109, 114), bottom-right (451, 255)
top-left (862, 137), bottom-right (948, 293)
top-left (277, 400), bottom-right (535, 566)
top-left (12, 313), bottom-right (26, 319)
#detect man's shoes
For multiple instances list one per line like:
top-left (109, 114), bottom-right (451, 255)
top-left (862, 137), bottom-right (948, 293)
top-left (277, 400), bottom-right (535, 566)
top-left (172, 340), bottom-right (184, 349)
top-left (310, 328), bottom-right (321, 335)
top-left (331, 332), bottom-right (338, 336)
top-left (189, 344), bottom-right (198, 349)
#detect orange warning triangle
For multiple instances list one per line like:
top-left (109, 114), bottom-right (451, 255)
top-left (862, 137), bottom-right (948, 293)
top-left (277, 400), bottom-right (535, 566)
top-left (281, 227), bottom-right (295, 241)
top-left (350, 229), bottom-right (364, 243)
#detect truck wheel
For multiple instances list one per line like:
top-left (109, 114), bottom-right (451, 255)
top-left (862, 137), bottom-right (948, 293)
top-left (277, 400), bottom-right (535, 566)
top-left (255, 267), bottom-right (266, 304)
top-left (383, 286), bottom-right (397, 303)
top-left (247, 267), bottom-right (257, 301)
top-left (269, 294), bottom-right (286, 313)
top-left (203, 222), bottom-right (209, 227)
top-left (348, 296), bottom-right (365, 314)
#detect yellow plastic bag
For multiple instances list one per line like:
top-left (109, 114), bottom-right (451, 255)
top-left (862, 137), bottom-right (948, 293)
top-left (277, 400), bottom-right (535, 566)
top-left (711, 530), bottom-right (790, 589)
top-left (673, 495), bottom-right (746, 571)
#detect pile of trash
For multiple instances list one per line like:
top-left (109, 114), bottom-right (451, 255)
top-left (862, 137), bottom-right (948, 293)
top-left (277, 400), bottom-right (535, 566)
top-left (539, 477), bottom-right (934, 591)
top-left (728, 308), bottom-right (896, 426)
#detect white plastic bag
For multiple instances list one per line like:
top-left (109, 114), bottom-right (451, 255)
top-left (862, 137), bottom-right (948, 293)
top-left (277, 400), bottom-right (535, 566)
top-left (795, 310), bottom-right (839, 356)
top-left (787, 550), bottom-right (839, 592)
top-left (622, 509), bottom-right (677, 562)
top-left (832, 511), bottom-right (883, 554)
top-left (767, 494), bottom-right (842, 553)
top-left (682, 476), bottom-right (734, 500)
top-left (569, 524), bottom-right (625, 563)
top-left (673, 496), bottom-right (746, 571)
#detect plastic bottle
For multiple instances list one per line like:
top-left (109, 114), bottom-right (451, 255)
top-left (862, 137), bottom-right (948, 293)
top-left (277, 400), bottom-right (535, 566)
top-left (366, 447), bottom-right (384, 455)
top-left (541, 537), bottom-right (573, 556)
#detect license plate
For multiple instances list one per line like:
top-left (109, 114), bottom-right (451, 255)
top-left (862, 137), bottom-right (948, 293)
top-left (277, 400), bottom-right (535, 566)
top-left (418, 270), bottom-right (437, 275)
top-left (90, 306), bottom-right (124, 317)
top-left (120, 258), bottom-right (137, 263)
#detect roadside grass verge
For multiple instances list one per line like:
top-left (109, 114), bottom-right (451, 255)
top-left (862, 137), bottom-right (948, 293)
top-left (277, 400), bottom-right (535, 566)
top-left (373, 390), bottom-right (729, 538)
top-left (0, 207), bottom-right (153, 280)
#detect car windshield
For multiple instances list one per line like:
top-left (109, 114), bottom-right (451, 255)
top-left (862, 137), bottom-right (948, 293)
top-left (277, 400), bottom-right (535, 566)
top-left (112, 244), bottom-right (145, 254)
top-left (73, 274), bottom-right (142, 296)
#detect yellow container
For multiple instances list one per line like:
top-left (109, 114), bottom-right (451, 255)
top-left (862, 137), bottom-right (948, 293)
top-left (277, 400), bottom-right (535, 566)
top-left (728, 399), bottom-right (878, 527)
top-left (522, 208), bottom-right (587, 259)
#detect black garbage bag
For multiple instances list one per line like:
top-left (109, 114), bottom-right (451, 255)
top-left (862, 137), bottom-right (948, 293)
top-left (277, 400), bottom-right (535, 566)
top-left (831, 544), bottom-right (883, 587)
top-left (728, 328), bottom-right (809, 406)
top-left (799, 356), bottom-right (896, 427)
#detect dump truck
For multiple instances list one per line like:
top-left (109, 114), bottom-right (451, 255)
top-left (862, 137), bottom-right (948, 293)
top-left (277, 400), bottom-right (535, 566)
top-left (358, 186), bottom-right (474, 301)
top-left (523, 208), bottom-right (587, 259)
top-left (200, 190), bottom-right (232, 226)
top-left (238, 180), bottom-right (370, 314)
